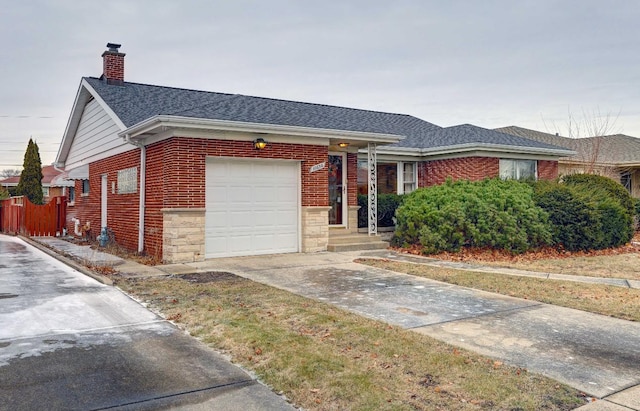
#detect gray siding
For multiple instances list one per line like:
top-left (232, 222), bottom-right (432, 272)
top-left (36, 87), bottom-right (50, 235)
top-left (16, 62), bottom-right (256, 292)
top-left (65, 99), bottom-right (132, 169)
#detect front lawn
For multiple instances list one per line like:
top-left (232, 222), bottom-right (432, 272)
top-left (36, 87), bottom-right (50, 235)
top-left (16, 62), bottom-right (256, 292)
top-left (116, 273), bottom-right (583, 410)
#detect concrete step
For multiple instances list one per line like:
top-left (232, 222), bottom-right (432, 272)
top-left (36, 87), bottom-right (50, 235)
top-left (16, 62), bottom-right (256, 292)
top-left (327, 241), bottom-right (389, 252)
top-left (328, 234), bottom-right (386, 245)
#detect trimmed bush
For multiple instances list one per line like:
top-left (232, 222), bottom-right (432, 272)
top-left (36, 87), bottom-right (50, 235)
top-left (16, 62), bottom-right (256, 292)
top-left (393, 178), bottom-right (553, 254)
top-left (358, 194), bottom-right (404, 228)
top-left (532, 178), bottom-right (634, 251)
top-left (562, 173), bottom-right (636, 216)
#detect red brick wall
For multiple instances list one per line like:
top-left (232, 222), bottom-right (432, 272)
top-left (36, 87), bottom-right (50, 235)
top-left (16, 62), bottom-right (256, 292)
top-left (70, 137), bottom-right (330, 259)
top-left (538, 160), bottom-right (559, 180)
top-left (419, 157), bottom-right (500, 186)
top-left (66, 149), bottom-right (141, 251)
top-left (150, 137), bottom-right (329, 208)
top-left (347, 153), bottom-right (358, 206)
top-left (418, 157), bottom-right (559, 187)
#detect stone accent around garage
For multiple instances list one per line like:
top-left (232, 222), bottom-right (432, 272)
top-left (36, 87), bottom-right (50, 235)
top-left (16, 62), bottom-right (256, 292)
top-left (162, 208), bottom-right (206, 263)
top-left (301, 206), bottom-right (331, 252)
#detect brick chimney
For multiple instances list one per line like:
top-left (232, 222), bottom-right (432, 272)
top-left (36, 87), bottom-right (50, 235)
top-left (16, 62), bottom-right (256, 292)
top-left (101, 43), bottom-right (125, 83)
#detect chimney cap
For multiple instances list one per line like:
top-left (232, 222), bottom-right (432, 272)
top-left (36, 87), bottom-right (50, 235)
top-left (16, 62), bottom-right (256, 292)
top-left (106, 43), bottom-right (122, 52)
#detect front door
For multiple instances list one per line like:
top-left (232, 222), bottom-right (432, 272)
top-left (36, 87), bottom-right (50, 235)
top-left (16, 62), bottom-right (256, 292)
top-left (328, 153), bottom-right (346, 225)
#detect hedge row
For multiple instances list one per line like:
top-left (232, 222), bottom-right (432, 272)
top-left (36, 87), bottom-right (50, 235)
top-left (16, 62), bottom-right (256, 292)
top-left (392, 175), bottom-right (635, 254)
top-left (357, 194), bottom-right (404, 228)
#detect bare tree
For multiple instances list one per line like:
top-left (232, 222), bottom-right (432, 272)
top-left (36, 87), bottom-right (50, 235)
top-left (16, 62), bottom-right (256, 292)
top-left (542, 107), bottom-right (621, 174)
top-left (0, 169), bottom-right (22, 179)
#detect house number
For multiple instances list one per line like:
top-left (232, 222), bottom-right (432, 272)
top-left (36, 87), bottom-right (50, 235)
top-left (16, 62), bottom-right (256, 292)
top-left (310, 162), bottom-right (326, 173)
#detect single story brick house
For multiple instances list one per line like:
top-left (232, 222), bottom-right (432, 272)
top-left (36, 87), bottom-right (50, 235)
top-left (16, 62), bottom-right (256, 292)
top-left (54, 44), bottom-right (573, 262)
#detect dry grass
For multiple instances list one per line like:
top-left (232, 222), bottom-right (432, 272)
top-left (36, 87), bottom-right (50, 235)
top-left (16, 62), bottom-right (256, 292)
top-left (487, 253), bottom-right (640, 281)
top-left (357, 259), bottom-right (640, 322)
top-left (116, 273), bottom-right (584, 411)
top-left (400, 233), bottom-right (640, 281)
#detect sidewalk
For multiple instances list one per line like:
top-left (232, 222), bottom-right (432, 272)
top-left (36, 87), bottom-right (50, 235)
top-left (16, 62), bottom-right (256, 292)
top-left (29, 236), bottom-right (640, 410)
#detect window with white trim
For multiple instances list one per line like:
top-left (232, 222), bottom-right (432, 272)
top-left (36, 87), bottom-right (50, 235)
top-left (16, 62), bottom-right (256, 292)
top-left (499, 159), bottom-right (537, 180)
top-left (399, 162), bottom-right (417, 194)
top-left (117, 167), bottom-right (137, 194)
top-left (42, 186), bottom-right (49, 197)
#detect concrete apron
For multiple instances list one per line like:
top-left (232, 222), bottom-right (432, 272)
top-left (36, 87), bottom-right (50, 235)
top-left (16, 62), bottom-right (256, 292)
top-left (163, 251), bottom-right (640, 404)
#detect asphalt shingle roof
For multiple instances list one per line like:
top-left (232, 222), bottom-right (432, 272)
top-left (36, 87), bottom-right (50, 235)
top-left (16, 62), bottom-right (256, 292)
top-left (496, 126), bottom-right (640, 164)
top-left (84, 77), bottom-right (569, 154)
top-left (85, 77), bottom-right (441, 137)
top-left (389, 124), bottom-right (569, 151)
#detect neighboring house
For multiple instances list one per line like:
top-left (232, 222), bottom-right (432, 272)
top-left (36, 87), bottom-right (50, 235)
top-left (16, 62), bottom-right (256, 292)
top-left (0, 165), bottom-right (73, 203)
top-left (54, 44), bottom-right (572, 263)
top-left (496, 126), bottom-right (640, 198)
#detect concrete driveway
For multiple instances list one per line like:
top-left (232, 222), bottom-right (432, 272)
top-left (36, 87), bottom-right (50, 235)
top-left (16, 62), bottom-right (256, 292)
top-left (166, 250), bottom-right (640, 409)
top-left (0, 235), bottom-right (293, 411)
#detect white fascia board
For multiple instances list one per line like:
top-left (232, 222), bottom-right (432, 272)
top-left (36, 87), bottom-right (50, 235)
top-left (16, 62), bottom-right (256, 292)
top-left (119, 115), bottom-right (404, 145)
top-left (55, 79), bottom-right (127, 167)
top-left (372, 143), bottom-right (575, 158)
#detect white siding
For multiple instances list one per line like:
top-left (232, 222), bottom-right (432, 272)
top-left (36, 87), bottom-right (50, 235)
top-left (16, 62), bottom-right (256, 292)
top-left (65, 99), bottom-right (132, 169)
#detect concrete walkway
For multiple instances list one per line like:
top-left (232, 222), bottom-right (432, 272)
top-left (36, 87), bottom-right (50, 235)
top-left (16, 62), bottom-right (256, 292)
top-left (30, 237), bottom-right (640, 410)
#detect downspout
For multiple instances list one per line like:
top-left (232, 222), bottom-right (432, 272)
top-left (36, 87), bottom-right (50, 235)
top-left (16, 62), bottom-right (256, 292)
top-left (124, 134), bottom-right (146, 254)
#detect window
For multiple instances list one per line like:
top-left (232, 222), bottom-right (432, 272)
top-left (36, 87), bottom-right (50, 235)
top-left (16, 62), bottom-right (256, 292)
top-left (357, 160), bottom-right (417, 194)
top-left (81, 179), bottom-right (90, 196)
top-left (42, 186), bottom-right (49, 197)
top-left (401, 162), bottom-right (416, 194)
top-left (68, 186), bottom-right (75, 203)
top-left (621, 172), bottom-right (632, 194)
top-left (499, 159), bottom-right (537, 180)
top-left (117, 167), bottom-right (137, 194)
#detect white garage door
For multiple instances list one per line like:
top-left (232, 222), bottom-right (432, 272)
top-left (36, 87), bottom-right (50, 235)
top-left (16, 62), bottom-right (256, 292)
top-left (205, 158), bottom-right (299, 258)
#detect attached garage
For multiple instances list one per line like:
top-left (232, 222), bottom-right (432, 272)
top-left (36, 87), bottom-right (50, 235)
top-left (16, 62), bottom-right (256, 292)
top-left (205, 158), bottom-right (300, 258)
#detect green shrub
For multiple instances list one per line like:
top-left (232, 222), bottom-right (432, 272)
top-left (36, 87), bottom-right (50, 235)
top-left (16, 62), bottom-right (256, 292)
top-left (393, 178), bottom-right (553, 254)
top-left (358, 194), bottom-right (404, 228)
top-left (562, 173), bottom-right (635, 216)
top-left (532, 179), bottom-right (634, 251)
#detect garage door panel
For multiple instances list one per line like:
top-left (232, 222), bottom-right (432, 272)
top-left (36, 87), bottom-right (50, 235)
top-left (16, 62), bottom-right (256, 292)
top-left (205, 159), bottom-right (299, 258)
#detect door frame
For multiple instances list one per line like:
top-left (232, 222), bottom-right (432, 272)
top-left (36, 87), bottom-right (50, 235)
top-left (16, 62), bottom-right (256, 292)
top-left (328, 152), bottom-right (347, 227)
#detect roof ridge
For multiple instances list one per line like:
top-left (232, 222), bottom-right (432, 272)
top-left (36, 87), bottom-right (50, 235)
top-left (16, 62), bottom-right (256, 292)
top-left (85, 76), bottom-right (420, 119)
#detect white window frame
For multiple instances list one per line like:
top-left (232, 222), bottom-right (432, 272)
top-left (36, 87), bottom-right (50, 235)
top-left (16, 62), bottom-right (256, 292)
top-left (42, 186), bottom-right (49, 197)
top-left (397, 162), bottom-right (417, 194)
top-left (499, 159), bottom-right (537, 180)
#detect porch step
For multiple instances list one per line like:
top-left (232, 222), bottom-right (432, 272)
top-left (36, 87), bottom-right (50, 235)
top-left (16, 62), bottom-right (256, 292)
top-left (327, 231), bottom-right (389, 252)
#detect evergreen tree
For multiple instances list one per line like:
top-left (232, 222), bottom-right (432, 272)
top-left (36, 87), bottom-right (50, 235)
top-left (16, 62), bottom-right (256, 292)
top-left (16, 139), bottom-right (44, 205)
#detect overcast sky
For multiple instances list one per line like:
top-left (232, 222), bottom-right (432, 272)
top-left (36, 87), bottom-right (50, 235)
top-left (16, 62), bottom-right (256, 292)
top-left (1, 0), bottom-right (638, 169)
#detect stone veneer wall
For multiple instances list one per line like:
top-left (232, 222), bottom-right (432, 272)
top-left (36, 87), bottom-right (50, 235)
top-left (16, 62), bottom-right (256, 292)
top-left (301, 206), bottom-right (331, 252)
top-left (163, 208), bottom-right (205, 263)
top-left (348, 206), bottom-right (360, 233)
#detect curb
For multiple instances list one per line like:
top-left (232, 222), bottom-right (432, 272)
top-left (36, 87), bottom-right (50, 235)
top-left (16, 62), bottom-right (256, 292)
top-left (20, 236), bottom-right (114, 286)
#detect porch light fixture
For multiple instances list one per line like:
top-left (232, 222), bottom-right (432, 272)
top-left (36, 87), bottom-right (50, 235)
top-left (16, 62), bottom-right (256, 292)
top-left (338, 142), bottom-right (349, 148)
top-left (254, 138), bottom-right (268, 150)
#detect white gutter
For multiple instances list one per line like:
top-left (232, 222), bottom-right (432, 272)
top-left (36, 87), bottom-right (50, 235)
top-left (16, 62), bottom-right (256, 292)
top-left (118, 115), bottom-right (404, 144)
top-left (124, 134), bottom-right (146, 254)
top-left (373, 142), bottom-right (576, 158)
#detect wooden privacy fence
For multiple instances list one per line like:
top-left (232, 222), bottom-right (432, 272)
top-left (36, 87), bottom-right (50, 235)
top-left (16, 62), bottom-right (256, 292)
top-left (0, 196), bottom-right (67, 236)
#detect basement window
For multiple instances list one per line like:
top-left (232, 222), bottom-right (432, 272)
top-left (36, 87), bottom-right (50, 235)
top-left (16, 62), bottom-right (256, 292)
top-left (117, 167), bottom-right (137, 194)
